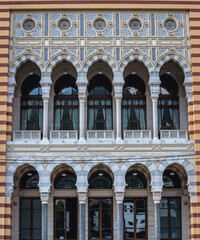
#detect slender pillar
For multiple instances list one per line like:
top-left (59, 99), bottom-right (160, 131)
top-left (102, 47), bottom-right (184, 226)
top-left (40, 193), bottom-right (49, 240)
top-left (78, 192), bottom-right (87, 240)
top-left (152, 97), bottom-right (158, 140)
top-left (42, 98), bottom-right (49, 141)
top-left (153, 192), bottom-right (162, 240)
top-left (116, 192), bottom-right (124, 240)
top-left (116, 97), bottom-right (122, 141)
top-left (113, 79), bottom-right (124, 142)
top-left (42, 203), bottom-right (48, 240)
top-left (79, 97), bottom-right (86, 141)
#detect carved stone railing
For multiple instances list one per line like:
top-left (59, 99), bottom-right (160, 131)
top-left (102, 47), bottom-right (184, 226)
top-left (87, 130), bottom-right (114, 140)
top-left (124, 130), bottom-right (152, 140)
top-left (160, 130), bottom-right (188, 140)
top-left (50, 130), bottom-right (78, 141)
top-left (13, 130), bottom-right (41, 141)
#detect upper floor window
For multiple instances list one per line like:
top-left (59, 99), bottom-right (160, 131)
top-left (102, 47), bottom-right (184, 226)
top-left (158, 74), bottom-right (179, 131)
top-left (122, 74), bottom-right (146, 133)
top-left (20, 170), bottom-right (39, 189)
top-left (89, 170), bottom-right (113, 189)
top-left (54, 170), bottom-right (77, 189)
top-left (21, 74), bottom-right (43, 131)
top-left (125, 170), bottom-right (147, 189)
top-left (163, 169), bottom-right (181, 188)
top-left (54, 75), bottom-right (79, 131)
top-left (88, 74), bottom-right (112, 130)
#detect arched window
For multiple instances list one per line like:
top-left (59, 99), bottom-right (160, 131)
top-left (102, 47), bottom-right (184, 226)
top-left (54, 170), bottom-right (77, 189)
top-left (88, 75), bottom-right (112, 130)
top-left (54, 75), bottom-right (78, 130)
top-left (21, 74), bottom-right (43, 131)
top-left (125, 170), bottom-right (147, 189)
top-left (163, 169), bottom-right (181, 188)
top-left (89, 170), bottom-right (113, 189)
top-left (158, 74), bottom-right (179, 131)
top-left (122, 74), bottom-right (146, 134)
top-left (20, 170), bottom-right (39, 189)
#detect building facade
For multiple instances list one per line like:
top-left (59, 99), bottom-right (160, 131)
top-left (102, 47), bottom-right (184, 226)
top-left (0, 1), bottom-right (200, 240)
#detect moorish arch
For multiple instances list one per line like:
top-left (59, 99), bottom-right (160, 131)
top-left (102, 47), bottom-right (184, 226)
top-left (119, 53), bottom-right (154, 76)
top-left (46, 53), bottom-right (81, 75)
top-left (9, 54), bottom-right (45, 81)
top-left (158, 156), bottom-right (196, 195)
top-left (115, 156), bottom-right (157, 192)
top-left (155, 53), bottom-right (192, 81)
top-left (6, 157), bottom-right (44, 196)
top-left (82, 53), bottom-right (118, 76)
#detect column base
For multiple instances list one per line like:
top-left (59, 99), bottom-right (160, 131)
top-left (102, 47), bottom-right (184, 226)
top-left (41, 138), bottom-right (49, 143)
top-left (153, 137), bottom-right (160, 143)
top-left (116, 138), bottom-right (123, 144)
top-left (78, 138), bottom-right (86, 144)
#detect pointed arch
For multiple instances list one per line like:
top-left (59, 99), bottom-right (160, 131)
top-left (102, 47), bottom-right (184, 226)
top-left (6, 157), bottom-right (44, 196)
top-left (9, 54), bottom-right (45, 77)
top-left (82, 53), bottom-right (117, 74)
top-left (46, 53), bottom-right (81, 74)
top-left (155, 53), bottom-right (192, 81)
top-left (119, 53), bottom-right (153, 75)
top-left (158, 156), bottom-right (196, 196)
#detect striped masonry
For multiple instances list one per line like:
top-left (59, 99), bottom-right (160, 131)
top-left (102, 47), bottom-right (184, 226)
top-left (0, 0), bottom-right (199, 239)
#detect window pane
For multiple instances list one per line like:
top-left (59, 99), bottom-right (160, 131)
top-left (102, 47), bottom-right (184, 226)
top-left (171, 228), bottom-right (180, 238)
top-left (161, 228), bottom-right (168, 239)
top-left (130, 122), bottom-right (138, 130)
top-left (136, 229), bottom-right (146, 238)
top-left (56, 210), bottom-right (65, 228)
top-left (63, 122), bottom-right (70, 130)
top-left (96, 122), bottom-right (104, 130)
top-left (124, 208), bottom-right (134, 229)
top-left (21, 230), bottom-right (31, 240)
top-left (160, 209), bottom-right (168, 228)
top-left (170, 209), bottom-right (180, 228)
top-left (102, 229), bottom-right (112, 239)
top-left (21, 209), bottom-right (30, 228)
top-left (102, 210), bottom-right (111, 228)
top-left (33, 210), bottom-right (41, 228)
top-left (90, 210), bottom-right (99, 230)
top-left (33, 230), bottom-right (41, 239)
top-left (55, 229), bottom-right (65, 240)
top-left (28, 109), bottom-right (38, 121)
top-left (124, 229), bottom-right (134, 239)
top-left (21, 199), bottom-right (31, 209)
top-left (33, 199), bottom-right (41, 209)
top-left (89, 199), bottom-right (99, 209)
top-left (136, 209), bottom-right (145, 229)
top-left (170, 198), bottom-right (180, 208)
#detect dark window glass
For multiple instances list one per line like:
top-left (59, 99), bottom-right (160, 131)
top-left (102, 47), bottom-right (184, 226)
top-left (122, 74), bottom-right (146, 134)
top-left (89, 170), bottom-right (112, 189)
top-left (54, 75), bottom-right (79, 131)
top-left (54, 198), bottom-right (77, 240)
top-left (124, 198), bottom-right (147, 239)
top-left (21, 74), bottom-right (43, 131)
top-left (160, 197), bottom-right (181, 240)
top-left (125, 170), bottom-right (147, 189)
top-left (158, 74), bottom-right (179, 131)
top-left (163, 170), bottom-right (181, 188)
top-left (89, 198), bottom-right (112, 240)
top-left (88, 74), bottom-right (112, 130)
top-left (20, 171), bottom-right (39, 189)
top-left (20, 198), bottom-right (41, 240)
top-left (54, 170), bottom-right (77, 189)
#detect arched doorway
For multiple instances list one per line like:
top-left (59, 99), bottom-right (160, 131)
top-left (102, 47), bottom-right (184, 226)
top-left (88, 165), bottom-right (113, 240)
top-left (124, 165), bottom-right (149, 240)
top-left (52, 165), bottom-right (78, 240)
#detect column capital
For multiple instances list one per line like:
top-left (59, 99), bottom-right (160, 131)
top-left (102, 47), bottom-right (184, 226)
top-left (115, 191), bottom-right (125, 204)
top-left (41, 82), bottom-right (51, 99)
top-left (153, 192), bottom-right (162, 204)
top-left (184, 81), bottom-right (193, 103)
top-left (40, 192), bottom-right (49, 204)
top-left (8, 82), bottom-right (16, 103)
top-left (78, 192), bottom-right (87, 204)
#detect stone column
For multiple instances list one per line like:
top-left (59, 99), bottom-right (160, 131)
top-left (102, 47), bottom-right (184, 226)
top-left (79, 96), bottom-right (86, 141)
top-left (149, 74), bottom-right (160, 141)
top-left (116, 97), bottom-right (122, 141)
top-left (153, 192), bottom-right (162, 240)
top-left (41, 78), bottom-right (51, 142)
top-left (42, 97), bottom-right (49, 141)
top-left (78, 192), bottom-right (87, 240)
top-left (77, 76), bottom-right (87, 142)
top-left (113, 72), bottom-right (124, 142)
top-left (152, 97), bottom-right (159, 140)
top-left (40, 193), bottom-right (49, 240)
top-left (116, 192), bottom-right (124, 240)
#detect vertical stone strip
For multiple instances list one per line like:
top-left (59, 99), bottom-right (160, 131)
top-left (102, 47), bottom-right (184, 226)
top-left (189, 9), bottom-right (200, 240)
top-left (0, 9), bottom-right (11, 240)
